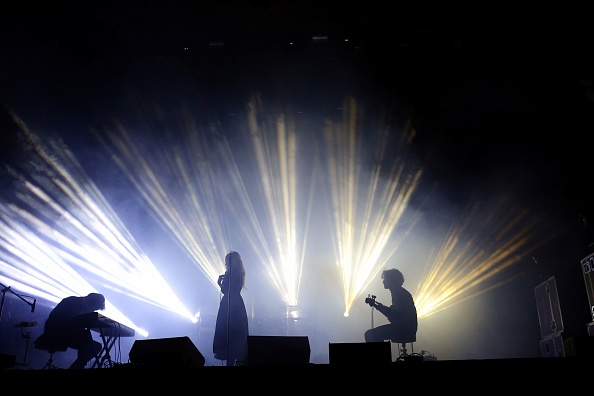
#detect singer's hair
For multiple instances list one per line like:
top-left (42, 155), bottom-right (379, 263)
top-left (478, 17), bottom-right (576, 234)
top-left (225, 251), bottom-right (246, 288)
top-left (86, 293), bottom-right (105, 310)
top-left (382, 268), bottom-right (404, 287)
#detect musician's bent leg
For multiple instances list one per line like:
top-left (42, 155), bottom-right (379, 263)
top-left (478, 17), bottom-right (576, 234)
top-left (69, 332), bottom-right (100, 369)
top-left (364, 324), bottom-right (392, 343)
top-left (364, 328), bottom-right (379, 342)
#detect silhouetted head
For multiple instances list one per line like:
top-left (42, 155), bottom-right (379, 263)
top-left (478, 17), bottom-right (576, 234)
top-left (225, 251), bottom-right (242, 269)
top-left (225, 251), bottom-right (246, 288)
top-left (85, 292), bottom-right (105, 311)
top-left (382, 268), bottom-right (404, 288)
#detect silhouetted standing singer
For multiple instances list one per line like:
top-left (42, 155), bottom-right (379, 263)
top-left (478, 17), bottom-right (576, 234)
top-left (364, 268), bottom-right (418, 343)
top-left (213, 251), bottom-right (249, 366)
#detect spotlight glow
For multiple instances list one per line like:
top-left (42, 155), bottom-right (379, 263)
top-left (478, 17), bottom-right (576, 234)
top-left (94, 95), bottom-right (312, 308)
top-left (414, 197), bottom-right (550, 319)
top-left (0, 109), bottom-right (195, 336)
top-left (1, 94), bottom-right (546, 344)
top-left (322, 97), bottom-right (423, 316)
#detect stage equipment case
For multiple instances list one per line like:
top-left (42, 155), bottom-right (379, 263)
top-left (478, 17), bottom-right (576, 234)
top-left (580, 252), bottom-right (594, 321)
top-left (534, 276), bottom-right (565, 357)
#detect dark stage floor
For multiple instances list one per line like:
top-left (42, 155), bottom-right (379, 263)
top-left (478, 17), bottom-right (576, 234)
top-left (0, 357), bottom-right (591, 390)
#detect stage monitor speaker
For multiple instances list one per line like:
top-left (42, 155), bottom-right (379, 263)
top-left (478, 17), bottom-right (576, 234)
top-left (329, 341), bottom-right (392, 365)
top-left (129, 336), bottom-right (205, 367)
top-left (245, 335), bottom-right (310, 366)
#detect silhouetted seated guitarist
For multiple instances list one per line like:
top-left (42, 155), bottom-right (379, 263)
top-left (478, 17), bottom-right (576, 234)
top-left (364, 269), bottom-right (418, 343)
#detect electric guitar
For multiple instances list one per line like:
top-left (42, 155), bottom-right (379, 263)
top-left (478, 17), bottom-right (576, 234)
top-left (365, 294), bottom-right (379, 308)
top-left (365, 294), bottom-right (398, 323)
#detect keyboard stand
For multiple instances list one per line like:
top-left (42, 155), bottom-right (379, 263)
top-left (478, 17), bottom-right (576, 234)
top-left (90, 328), bottom-right (117, 368)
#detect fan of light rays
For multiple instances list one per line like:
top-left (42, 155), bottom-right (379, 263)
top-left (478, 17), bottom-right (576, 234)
top-left (0, 217), bottom-right (137, 336)
top-left (94, 95), bottom-right (313, 309)
top-left (93, 113), bottom-right (231, 287)
top-left (0, 109), bottom-right (195, 333)
top-left (414, 195), bottom-right (554, 319)
top-left (322, 97), bottom-right (424, 316)
top-left (233, 95), bottom-right (313, 307)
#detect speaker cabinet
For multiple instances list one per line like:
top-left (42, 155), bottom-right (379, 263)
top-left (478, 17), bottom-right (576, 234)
top-left (245, 335), bottom-right (310, 366)
top-left (129, 336), bottom-right (205, 367)
top-left (329, 341), bottom-right (392, 365)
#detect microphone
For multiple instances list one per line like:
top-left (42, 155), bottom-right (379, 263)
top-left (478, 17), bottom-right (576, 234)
top-left (14, 321), bottom-right (37, 328)
top-left (31, 298), bottom-right (36, 313)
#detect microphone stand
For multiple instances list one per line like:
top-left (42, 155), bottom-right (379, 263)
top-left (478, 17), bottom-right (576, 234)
top-left (16, 326), bottom-right (33, 368)
top-left (1, 283), bottom-right (37, 369)
top-left (0, 282), bottom-right (36, 323)
top-left (225, 258), bottom-right (232, 366)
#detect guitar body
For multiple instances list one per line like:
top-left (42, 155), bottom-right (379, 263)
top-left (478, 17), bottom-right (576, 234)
top-left (365, 295), bottom-right (379, 307)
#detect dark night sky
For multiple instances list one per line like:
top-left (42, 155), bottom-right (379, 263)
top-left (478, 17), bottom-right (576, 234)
top-left (2, 2), bottom-right (594, 363)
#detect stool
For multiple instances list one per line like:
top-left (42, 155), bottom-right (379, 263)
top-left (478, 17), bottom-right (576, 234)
top-left (391, 337), bottom-right (416, 360)
top-left (40, 348), bottom-right (64, 369)
top-left (33, 333), bottom-right (68, 369)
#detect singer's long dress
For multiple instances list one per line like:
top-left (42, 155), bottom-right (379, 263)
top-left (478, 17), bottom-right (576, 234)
top-left (212, 267), bottom-right (249, 366)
